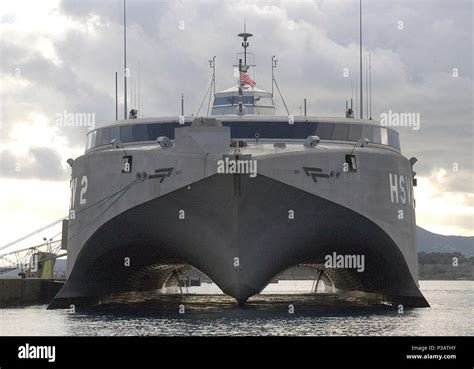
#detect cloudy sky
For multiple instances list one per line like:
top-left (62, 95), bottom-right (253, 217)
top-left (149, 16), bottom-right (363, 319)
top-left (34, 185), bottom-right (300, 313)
top-left (0, 0), bottom-right (472, 250)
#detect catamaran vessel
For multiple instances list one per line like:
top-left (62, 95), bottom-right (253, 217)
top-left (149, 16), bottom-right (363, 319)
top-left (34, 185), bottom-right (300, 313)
top-left (49, 30), bottom-right (429, 309)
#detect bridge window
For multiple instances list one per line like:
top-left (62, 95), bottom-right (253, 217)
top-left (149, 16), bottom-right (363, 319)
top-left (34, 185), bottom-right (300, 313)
top-left (148, 123), bottom-right (176, 140)
top-left (372, 127), bottom-right (381, 144)
top-left (87, 121), bottom-right (400, 151)
top-left (120, 125), bottom-right (134, 142)
top-left (111, 126), bottom-right (120, 141)
top-left (213, 97), bottom-right (233, 106)
top-left (96, 127), bottom-right (110, 146)
top-left (332, 123), bottom-right (349, 140)
top-left (362, 125), bottom-right (373, 142)
top-left (388, 129), bottom-right (400, 149)
top-left (132, 124), bottom-right (148, 142)
top-left (213, 96), bottom-right (254, 106)
top-left (315, 123), bottom-right (334, 139)
top-left (348, 124), bottom-right (362, 141)
top-left (380, 127), bottom-right (389, 145)
top-left (86, 130), bottom-right (96, 149)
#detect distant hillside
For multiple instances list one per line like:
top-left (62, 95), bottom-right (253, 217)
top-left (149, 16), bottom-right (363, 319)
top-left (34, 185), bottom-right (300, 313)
top-left (417, 226), bottom-right (474, 256)
top-left (418, 252), bottom-right (473, 280)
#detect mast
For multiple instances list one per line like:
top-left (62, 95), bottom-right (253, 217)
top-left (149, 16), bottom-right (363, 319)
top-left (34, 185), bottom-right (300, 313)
top-left (237, 26), bottom-right (253, 115)
top-left (359, 0), bottom-right (363, 119)
top-left (238, 24), bottom-right (252, 70)
top-left (123, 0), bottom-right (128, 119)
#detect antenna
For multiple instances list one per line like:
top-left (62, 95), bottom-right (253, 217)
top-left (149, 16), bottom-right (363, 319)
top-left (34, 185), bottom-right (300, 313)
top-left (369, 51), bottom-right (372, 119)
top-left (366, 55), bottom-right (369, 119)
top-left (123, 0), bottom-right (127, 120)
top-left (271, 55), bottom-right (278, 98)
top-left (351, 79), bottom-right (354, 102)
top-left (115, 72), bottom-right (118, 120)
top-left (130, 76), bottom-right (133, 109)
top-left (138, 61), bottom-right (141, 118)
top-left (355, 78), bottom-right (358, 118)
top-left (209, 56), bottom-right (216, 97)
top-left (238, 23), bottom-right (253, 69)
top-left (359, 0), bottom-right (363, 119)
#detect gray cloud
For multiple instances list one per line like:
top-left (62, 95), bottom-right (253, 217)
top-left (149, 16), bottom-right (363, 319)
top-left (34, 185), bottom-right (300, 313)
top-left (0, 148), bottom-right (68, 180)
top-left (0, 0), bottom-right (472, 192)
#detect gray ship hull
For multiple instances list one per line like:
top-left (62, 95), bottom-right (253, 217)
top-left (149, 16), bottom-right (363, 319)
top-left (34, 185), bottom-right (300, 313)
top-left (49, 170), bottom-right (428, 309)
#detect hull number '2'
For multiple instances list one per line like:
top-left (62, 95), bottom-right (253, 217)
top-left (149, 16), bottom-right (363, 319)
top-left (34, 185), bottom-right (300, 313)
top-left (70, 175), bottom-right (88, 208)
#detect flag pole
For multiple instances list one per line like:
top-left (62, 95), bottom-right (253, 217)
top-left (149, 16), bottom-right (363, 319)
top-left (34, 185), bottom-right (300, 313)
top-left (238, 58), bottom-right (243, 114)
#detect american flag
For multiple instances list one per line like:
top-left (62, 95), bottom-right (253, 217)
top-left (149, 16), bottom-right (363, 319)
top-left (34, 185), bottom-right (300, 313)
top-left (240, 70), bottom-right (256, 88)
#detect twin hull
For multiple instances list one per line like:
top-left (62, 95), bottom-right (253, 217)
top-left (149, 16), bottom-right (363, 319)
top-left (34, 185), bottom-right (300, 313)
top-left (49, 125), bottom-right (429, 308)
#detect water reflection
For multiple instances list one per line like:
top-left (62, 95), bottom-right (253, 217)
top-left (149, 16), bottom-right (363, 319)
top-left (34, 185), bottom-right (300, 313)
top-left (0, 281), bottom-right (472, 336)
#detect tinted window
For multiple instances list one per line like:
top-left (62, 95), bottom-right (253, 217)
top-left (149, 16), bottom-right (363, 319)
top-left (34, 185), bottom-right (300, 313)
top-left (362, 125), bottom-right (373, 142)
top-left (97, 127), bottom-right (111, 146)
top-left (88, 121), bottom-right (399, 148)
top-left (225, 122), bottom-right (287, 139)
top-left (86, 131), bottom-right (97, 149)
top-left (224, 121), bottom-right (320, 139)
top-left (86, 131), bottom-right (93, 149)
top-left (315, 123), bottom-right (334, 139)
top-left (348, 124), bottom-right (362, 141)
top-left (388, 129), bottom-right (400, 149)
top-left (148, 123), bottom-right (178, 140)
top-left (133, 124), bottom-right (149, 141)
top-left (332, 123), bottom-right (349, 140)
top-left (110, 126), bottom-right (120, 140)
top-left (147, 123), bottom-right (163, 140)
top-left (214, 96), bottom-right (254, 106)
top-left (95, 129), bottom-right (102, 146)
top-left (372, 126), bottom-right (381, 144)
top-left (381, 128), bottom-right (388, 145)
top-left (214, 97), bottom-right (233, 106)
top-left (293, 122), bottom-right (318, 138)
top-left (120, 125), bottom-right (134, 142)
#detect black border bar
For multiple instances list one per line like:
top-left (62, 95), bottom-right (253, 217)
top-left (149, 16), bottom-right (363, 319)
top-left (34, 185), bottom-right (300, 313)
top-left (0, 336), bottom-right (472, 369)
